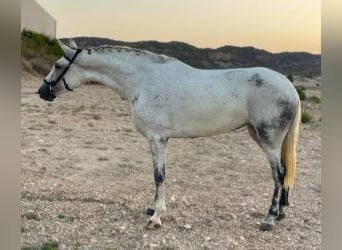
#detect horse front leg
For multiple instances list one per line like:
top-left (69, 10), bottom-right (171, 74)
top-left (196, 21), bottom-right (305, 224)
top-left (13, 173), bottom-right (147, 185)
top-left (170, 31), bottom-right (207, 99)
top-left (146, 136), bottom-right (168, 229)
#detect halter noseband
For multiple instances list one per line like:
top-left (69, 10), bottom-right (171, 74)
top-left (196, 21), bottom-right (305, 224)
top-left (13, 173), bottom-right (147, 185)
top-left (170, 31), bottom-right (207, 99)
top-left (44, 48), bottom-right (82, 92)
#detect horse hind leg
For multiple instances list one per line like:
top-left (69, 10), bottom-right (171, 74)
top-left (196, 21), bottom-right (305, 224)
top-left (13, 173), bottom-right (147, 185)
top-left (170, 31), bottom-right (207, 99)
top-left (248, 121), bottom-right (290, 231)
top-left (259, 144), bottom-right (284, 231)
top-left (248, 124), bottom-right (288, 220)
top-left (277, 164), bottom-right (289, 221)
top-left (248, 124), bottom-right (262, 148)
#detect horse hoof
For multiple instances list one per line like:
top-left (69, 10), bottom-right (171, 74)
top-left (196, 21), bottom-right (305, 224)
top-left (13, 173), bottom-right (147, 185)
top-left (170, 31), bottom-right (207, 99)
top-left (146, 220), bottom-right (161, 230)
top-left (146, 208), bottom-right (155, 216)
top-left (260, 222), bottom-right (274, 231)
top-left (276, 212), bottom-right (286, 220)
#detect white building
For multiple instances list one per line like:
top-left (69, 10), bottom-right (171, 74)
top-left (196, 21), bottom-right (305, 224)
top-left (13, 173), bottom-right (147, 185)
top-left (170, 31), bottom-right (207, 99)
top-left (21, 0), bottom-right (56, 38)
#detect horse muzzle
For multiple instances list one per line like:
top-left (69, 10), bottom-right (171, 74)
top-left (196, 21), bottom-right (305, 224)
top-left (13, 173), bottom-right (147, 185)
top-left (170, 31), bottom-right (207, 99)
top-left (37, 83), bottom-right (56, 102)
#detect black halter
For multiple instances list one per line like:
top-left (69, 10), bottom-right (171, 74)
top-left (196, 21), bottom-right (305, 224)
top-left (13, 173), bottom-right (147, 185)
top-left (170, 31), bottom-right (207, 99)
top-left (44, 48), bottom-right (82, 91)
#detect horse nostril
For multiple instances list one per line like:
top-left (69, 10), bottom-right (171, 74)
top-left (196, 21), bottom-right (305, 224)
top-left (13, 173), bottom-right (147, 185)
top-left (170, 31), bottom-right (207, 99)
top-left (38, 83), bottom-right (56, 102)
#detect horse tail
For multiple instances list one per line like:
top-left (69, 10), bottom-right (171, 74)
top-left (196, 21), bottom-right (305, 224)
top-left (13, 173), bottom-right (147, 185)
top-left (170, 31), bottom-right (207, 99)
top-left (281, 100), bottom-right (301, 189)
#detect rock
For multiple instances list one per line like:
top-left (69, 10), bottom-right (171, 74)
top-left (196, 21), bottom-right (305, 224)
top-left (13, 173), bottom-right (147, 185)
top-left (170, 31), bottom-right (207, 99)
top-left (148, 243), bottom-right (159, 248)
top-left (205, 237), bottom-right (211, 241)
top-left (182, 196), bottom-right (191, 206)
top-left (170, 195), bottom-right (176, 202)
top-left (182, 224), bottom-right (192, 230)
top-left (22, 211), bottom-right (40, 221)
top-left (161, 238), bottom-right (167, 246)
top-left (226, 212), bottom-right (237, 220)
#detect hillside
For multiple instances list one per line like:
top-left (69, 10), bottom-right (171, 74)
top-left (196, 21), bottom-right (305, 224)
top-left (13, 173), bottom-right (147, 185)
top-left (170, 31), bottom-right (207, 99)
top-left (69, 37), bottom-right (320, 78)
top-left (21, 30), bottom-right (320, 78)
top-left (21, 30), bottom-right (63, 76)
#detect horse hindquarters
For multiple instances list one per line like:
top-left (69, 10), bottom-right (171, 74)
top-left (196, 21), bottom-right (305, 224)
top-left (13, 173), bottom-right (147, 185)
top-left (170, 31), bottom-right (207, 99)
top-left (248, 94), bottom-right (300, 230)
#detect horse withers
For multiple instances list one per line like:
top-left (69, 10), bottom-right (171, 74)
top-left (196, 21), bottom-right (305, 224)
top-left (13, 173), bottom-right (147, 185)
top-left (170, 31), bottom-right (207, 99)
top-left (38, 40), bottom-right (300, 231)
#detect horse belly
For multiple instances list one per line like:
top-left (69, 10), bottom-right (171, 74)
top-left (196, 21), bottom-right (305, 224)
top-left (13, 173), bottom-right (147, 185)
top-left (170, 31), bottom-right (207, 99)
top-left (160, 83), bottom-right (249, 137)
top-left (170, 105), bottom-right (249, 137)
top-left (134, 70), bottom-right (250, 138)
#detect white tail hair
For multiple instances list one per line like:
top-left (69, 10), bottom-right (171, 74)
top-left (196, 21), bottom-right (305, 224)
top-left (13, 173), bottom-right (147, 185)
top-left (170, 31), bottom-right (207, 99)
top-left (281, 101), bottom-right (301, 188)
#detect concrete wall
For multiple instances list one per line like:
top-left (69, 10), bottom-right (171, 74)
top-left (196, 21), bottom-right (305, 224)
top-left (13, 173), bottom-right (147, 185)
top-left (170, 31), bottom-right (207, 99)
top-left (21, 0), bottom-right (56, 38)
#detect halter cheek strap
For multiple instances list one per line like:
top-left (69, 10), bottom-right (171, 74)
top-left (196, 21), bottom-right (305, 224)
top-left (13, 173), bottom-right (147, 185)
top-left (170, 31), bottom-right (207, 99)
top-left (63, 78), bottom-right (73, 91)
top-left (44, 48), bottom-right (82, 91)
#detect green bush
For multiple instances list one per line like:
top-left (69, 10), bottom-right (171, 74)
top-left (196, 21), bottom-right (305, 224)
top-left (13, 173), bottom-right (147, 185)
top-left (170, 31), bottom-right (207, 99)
top-left (21, 29), bottom-right (63, 66)
top-left (41, 240), bottom-right (58, 250)
top-left (287, 74), bottom-right (294, 83)
top-left (296, 86), bottom-right (306, 100)
top-left (57, 213), bottom-right (65, 219)
top-left (308, 95), bottom-right (321, 104)
top-left (301, 110), bottom-right (312, 123)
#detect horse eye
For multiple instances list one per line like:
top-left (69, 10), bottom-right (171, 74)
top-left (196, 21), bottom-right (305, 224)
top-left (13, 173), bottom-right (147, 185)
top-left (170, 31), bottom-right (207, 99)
top-left (55, 64), bottom-right (62, 69)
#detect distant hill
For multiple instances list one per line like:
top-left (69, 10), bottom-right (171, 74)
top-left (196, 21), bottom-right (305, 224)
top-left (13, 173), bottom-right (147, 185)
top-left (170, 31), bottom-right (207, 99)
top-left (20, 30), bottom-right (320, 78)
top-left (68, 37), bottom-right (320, 78)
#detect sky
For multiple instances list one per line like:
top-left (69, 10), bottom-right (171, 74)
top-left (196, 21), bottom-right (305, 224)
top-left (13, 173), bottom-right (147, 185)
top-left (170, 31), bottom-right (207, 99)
top-left (35, 0), bottom-right (321, 54)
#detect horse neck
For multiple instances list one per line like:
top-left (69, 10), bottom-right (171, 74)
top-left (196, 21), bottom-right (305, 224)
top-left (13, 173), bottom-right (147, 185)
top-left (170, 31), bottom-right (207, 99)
top-left (80, 52), bottom-right (145, 100)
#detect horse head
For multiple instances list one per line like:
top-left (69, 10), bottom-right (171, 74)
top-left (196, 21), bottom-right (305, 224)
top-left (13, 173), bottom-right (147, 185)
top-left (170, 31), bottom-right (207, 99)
top-left (37, 39), bottom-right (84, 101)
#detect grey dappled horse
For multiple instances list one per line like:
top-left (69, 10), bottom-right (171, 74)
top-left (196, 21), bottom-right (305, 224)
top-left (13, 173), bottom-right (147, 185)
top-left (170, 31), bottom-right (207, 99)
top-left (38, 40), bottom-right (300, 231)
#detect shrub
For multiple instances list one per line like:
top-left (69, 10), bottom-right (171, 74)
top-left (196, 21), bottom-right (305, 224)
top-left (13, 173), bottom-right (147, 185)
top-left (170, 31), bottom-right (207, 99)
top-left (287, 74), bottom-right (294, 83)
top-left (41, 240), bottom-right (58, 250)
top-left (57, 213), bottom-right (65, 219)
top-left (21, 29), bottom-right (63, 68)
top-left (308, 96), bottom-right (321, 104)
top-left (296, 86), bottom-right (306, 100)
top-left (301, 110), bottom-right (312, 123)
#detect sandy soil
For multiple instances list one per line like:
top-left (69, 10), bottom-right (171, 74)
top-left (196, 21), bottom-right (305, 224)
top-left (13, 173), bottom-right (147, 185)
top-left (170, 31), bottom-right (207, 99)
top-left (21, 72), bottom-right (321, 249)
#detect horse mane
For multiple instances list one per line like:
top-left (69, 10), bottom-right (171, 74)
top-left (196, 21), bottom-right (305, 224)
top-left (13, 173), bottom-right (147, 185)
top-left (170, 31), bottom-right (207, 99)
top-left (87, 45), bottom-right (176, 64)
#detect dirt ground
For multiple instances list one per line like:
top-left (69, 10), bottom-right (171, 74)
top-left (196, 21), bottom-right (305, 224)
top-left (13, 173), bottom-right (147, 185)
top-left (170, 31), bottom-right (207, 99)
top-left (21, 72), bottom-right (321, 249)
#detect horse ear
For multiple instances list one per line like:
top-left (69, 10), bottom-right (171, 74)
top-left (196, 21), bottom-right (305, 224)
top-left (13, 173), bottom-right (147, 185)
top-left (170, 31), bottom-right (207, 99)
top-left (69, 39), bottom-right (78, 50)
top-left (58, 39), bottom-right (74, 57)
